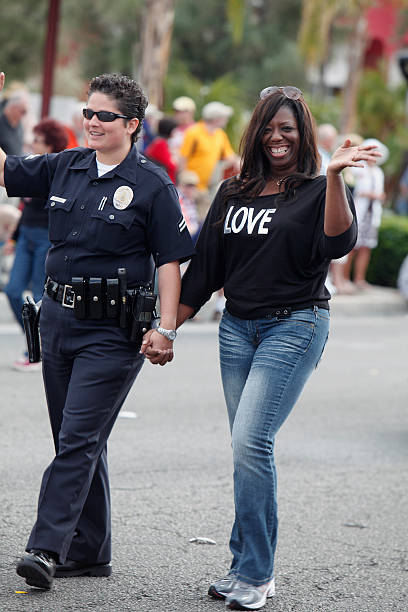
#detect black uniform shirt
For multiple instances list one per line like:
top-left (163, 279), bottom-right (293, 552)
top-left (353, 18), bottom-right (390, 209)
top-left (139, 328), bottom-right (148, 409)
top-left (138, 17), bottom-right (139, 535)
top-left (5, 146), bottom-right (195, 286)
top-left (180, 175), bottom-right (357, 319)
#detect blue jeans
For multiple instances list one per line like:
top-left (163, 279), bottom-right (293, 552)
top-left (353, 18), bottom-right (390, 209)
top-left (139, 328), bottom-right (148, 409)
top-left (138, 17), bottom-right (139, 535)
top-left (218, 306), bottom-right (330, 585)
top-left (5, 225), bottom-right (50, 329)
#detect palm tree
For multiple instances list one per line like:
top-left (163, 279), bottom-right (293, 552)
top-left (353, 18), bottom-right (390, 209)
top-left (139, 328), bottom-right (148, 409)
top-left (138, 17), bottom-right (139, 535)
top-left (137, 0), bottom-right (176, 108)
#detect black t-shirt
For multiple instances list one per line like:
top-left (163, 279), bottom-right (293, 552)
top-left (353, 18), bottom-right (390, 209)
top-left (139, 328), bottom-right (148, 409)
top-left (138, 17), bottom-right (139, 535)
top-left (180, 176), bottom-right (357, 319)
top-left (19, 196), bottom-right (49, 229)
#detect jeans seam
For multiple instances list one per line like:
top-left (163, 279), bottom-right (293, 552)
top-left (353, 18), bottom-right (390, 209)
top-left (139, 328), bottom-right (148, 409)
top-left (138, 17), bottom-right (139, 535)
top-left (261, 317), bottom-right (318, 556)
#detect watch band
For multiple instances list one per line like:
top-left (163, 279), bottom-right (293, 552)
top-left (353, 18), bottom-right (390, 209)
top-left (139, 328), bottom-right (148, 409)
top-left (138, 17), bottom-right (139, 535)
top-left (156, 326), bottom-right (177, 341)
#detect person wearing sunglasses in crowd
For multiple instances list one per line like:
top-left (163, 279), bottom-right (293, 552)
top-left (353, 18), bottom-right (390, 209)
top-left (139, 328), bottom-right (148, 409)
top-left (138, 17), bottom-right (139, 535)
top-left (0, 71), bottom-right (194, 590)
top-left (147, 85), bottom-right (379, 610)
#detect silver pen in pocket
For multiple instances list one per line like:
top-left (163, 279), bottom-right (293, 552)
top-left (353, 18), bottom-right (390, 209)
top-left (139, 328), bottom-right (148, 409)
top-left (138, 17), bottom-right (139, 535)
top-left (98, 196), bottom-right (107, 211)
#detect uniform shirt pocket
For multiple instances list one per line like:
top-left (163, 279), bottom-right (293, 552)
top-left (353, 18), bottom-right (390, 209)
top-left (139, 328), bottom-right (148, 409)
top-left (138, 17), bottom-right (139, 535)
top-left (45, 195), bottom-right (76, 241)
top-left (88, 208), bottom-right (135, 253)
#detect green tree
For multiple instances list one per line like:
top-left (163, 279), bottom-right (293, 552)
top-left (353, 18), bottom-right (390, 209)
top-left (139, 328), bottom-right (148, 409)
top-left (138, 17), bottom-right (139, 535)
top-left (170, 0), bottom-right (305, 107)
top-left (0, 0), bottom-right (47, 83)
top-left (356, 68), bottom-right (408, 178)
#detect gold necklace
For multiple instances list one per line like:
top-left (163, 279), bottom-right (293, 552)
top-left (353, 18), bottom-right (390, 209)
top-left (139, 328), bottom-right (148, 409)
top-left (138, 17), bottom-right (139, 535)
top-left (269, 176), bottom-right (287, 188)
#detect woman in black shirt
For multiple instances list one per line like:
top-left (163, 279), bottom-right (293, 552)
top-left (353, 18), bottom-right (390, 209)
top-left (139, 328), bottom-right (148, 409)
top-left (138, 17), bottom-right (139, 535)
top-left (154, 87), bottom-right (379, 611)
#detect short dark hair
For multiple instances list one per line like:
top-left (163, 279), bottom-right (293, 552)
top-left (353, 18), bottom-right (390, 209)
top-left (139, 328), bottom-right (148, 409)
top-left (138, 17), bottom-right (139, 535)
top-left (221, 91), bottom-right (320, 209)
top-left (88, 74), bottom-right (148, 144)
top-left (158, 117), bottom-right (178, 139)
top-left (34, 118), bottom-right (68, 153)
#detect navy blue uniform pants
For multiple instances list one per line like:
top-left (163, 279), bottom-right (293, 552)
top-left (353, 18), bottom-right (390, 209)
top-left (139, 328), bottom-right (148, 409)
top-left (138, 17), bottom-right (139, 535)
top-left (26, 294), bottom-right (144, 564)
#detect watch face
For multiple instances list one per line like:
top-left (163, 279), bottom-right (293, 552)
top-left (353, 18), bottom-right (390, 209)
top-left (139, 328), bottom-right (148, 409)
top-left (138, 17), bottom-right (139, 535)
top-left (168, 330), bottom-right (177, 340)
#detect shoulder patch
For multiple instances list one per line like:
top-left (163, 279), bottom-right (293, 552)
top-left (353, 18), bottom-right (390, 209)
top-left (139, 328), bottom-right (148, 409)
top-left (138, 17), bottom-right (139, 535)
top-left (178, 216), bottom-right (187, 233)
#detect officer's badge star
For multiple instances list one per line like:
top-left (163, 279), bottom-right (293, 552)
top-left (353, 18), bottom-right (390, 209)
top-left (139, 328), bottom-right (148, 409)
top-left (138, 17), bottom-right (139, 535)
top-left (113, 186), bottom-right (134, 210)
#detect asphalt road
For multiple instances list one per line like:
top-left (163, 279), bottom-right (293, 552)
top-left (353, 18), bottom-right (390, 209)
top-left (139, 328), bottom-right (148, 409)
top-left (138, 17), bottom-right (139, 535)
top-left (0, 289), bottom-right (407, 612)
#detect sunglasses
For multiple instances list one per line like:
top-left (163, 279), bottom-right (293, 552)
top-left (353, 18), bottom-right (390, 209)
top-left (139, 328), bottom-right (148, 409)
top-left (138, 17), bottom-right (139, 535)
top-left (259, 86), bottom-right (303, 101)
top-left (82, 108), bottom-right (130, 122)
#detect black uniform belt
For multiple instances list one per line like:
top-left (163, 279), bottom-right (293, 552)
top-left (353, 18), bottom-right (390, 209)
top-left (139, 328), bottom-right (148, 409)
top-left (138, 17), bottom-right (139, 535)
top-left (45, 278), bottom-right (76, 307)
top-left (45, 276), bottom-right (123, 318)
top-left (45, 273), bottom-right (157, 345)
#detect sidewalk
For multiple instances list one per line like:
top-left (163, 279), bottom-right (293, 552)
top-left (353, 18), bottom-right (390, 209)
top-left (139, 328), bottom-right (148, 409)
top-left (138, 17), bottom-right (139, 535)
top-left (330, 284), bottom-right (408, 317)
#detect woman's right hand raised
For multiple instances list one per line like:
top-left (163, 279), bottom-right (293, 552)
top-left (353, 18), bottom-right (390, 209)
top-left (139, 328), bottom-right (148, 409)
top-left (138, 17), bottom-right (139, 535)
top-left (0, 72), bottom-right (5, 93)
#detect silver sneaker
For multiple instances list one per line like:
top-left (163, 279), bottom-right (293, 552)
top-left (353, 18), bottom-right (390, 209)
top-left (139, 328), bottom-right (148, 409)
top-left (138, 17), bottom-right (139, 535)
top-left (208, 573), bottom-right (237, 599)
top-left (226, 578), bottom-right (275, 610)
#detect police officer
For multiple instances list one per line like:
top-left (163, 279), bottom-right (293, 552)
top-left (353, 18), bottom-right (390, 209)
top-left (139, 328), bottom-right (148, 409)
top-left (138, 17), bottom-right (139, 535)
top-left (0, 72), bottom-right (195, 589)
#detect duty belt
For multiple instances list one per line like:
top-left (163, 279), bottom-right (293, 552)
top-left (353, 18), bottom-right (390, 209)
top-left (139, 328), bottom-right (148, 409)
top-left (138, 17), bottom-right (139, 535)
top-left (45, 276), bottom-right (141, 320)
top-left (44, 275), bottom-right (157, 344)
top-left (45, 278), bottom-right (76, 308)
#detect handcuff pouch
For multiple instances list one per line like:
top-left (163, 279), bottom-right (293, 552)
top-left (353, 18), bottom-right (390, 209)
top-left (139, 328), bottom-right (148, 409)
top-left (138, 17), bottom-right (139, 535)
top-left (106, 278), bottom-right (119, 318)
top-left (88, 277), bottom-right (103, 319)
top-left (72, 277), bottom-right (87, 319)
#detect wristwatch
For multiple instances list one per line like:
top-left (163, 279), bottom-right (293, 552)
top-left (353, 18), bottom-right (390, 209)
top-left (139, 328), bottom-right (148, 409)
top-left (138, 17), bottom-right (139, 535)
top-left (156, 326), bottom-right (177, 341)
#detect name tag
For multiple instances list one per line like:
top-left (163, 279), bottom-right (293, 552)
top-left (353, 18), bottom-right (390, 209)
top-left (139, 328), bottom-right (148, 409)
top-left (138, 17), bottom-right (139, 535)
top-left (50, 195), bottom-right (67, 203)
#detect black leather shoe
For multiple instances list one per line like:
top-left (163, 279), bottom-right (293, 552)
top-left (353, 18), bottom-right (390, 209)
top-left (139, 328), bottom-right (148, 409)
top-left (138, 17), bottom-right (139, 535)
top-left (16, 550), bottom-right (56, 590)
top-left (55, 559), bottom-right (112, 578)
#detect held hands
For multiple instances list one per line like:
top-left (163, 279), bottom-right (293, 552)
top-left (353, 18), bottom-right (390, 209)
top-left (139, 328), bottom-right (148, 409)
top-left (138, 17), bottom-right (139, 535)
top-left (140, 329), bottom-right (174, 366)
top-left (327, 139), bottom-right (381, 175)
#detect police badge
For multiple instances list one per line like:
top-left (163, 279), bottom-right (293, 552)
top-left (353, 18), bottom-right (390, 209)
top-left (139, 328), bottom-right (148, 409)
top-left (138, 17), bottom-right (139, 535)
top-left (113, 185), bottom-right (134, 210)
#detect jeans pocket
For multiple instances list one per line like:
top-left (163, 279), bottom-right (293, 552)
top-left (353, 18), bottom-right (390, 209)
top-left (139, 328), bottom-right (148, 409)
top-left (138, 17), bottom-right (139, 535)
top-left (275, 316), bottom-right (315, 354)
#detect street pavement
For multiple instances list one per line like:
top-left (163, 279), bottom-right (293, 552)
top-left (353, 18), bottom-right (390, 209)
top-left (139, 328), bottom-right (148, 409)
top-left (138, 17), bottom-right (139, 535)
top-left (0, 287), bottom-right (407, 612)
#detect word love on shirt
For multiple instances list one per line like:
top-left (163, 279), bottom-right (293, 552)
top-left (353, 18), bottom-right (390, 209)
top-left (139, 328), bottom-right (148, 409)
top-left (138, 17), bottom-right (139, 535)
top-left (224, 206), bottom-right (277, 235)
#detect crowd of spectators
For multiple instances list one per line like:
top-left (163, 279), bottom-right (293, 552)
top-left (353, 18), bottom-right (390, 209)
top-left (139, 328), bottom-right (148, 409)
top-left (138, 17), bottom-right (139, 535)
top-left (1, 81), bottom-right (407, 370)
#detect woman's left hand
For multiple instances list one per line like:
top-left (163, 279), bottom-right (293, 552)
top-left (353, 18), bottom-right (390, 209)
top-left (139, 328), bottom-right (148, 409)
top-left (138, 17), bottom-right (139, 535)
top-left (327, 139), bottom-right (381, 175)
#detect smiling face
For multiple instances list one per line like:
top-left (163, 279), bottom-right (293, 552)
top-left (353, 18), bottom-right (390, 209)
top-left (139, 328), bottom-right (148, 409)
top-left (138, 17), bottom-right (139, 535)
top-left (84, 92), bottom-right (139, 164)
top-left (262, 105), bottom-right (300, 176)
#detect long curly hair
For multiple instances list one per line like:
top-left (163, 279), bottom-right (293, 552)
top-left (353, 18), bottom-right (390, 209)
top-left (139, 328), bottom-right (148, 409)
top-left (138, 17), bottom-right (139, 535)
top-left (220, 92), bottom-right (321, 214)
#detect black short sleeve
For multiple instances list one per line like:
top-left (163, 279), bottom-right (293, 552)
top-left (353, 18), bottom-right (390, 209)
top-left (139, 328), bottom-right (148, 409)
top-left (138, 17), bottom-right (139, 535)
top-left (5, 153), bottom-right (59, 198)
top-left (320, 185), bottom-right (357, 259)
top-left (147, 183), bottom-right (195, 266)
